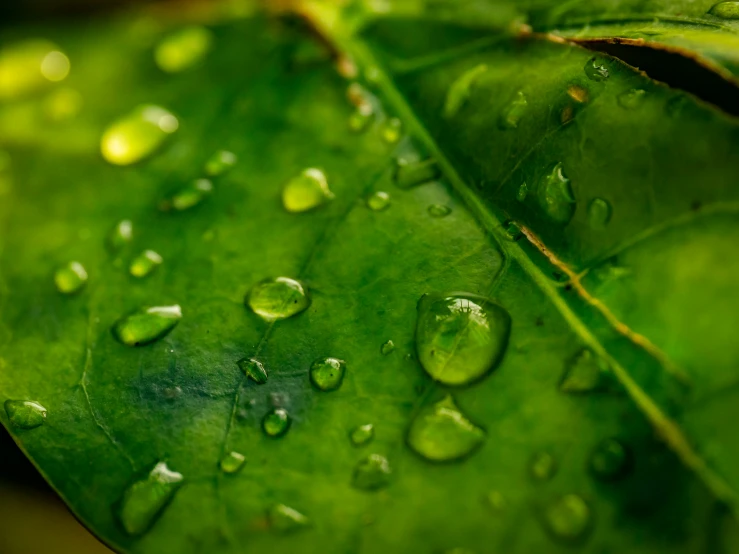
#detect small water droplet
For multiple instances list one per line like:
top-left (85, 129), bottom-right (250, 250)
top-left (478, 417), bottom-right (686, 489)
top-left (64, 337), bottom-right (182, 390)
top-left (4, 400), bottom-right (47, 429)
top-left (589, 438), bottom-right (632, 481)
top-left (529, 451), bottom-right (558, 481)
top-left (0, 40), bottom-right (70, 99)
top-left (107, 220), bottom-right (133, 252)
top-left (117, 462), bottom-right (183, 536)
top-left (407, 395), bottom-right (485, 462)
top-left (444, 63), bottom-right (487, 119)
top-left (587, 198), bottom-right (612, 229)
top-left (381, 118), bottom-right (402, 144)
top-left (394, 158), bottom-right (439, 189)
top-left (112, 305), bottom-right (182, 347)
top-left (353, 453), bottom-right (391, 490)
top-left (427, 204), bottom-right (452, 218)
top-left (709, 1), bottom-right (739, 18)
top-left (499, 91), bottom-right (528, 129)
top-left (349, 103), bottom-right (374, 132)
top-left (282, 168), bottom-right (334, 213)
top-left (416, 292), bottom-right (511, 386)
top-left (559, 348), bottom-right (616, 394)
top-left (220, 451), bottom-right (246, 474)
top-left (268, 503), bottom-right (309, 533)
top-left (366, 191), bottom-right (390, 211)
top-left (537, 163), bottom-right (576, 224)
top-left (238, 357), bottom-right (268, 384)
top-left (584, 57), bottom-right (609, 81)
top-left (541, 494), bottom-right (593, 544)
top-left (502, 220), bottom-right (524, 241)
top-left (54, 261), bottom-right (87, 294)
top-left (129, 250), bottom-right (163, 278)
top-left (262, 408), bottom-right (291, 437)
top-left (347, 82), bottom-right (369, 107)
top-left (309, 357), bottom-right (346, 391)
top-left (246, 277), bottom-right (310, 321)
top-left (165, 179), bottom-right (213, 211)
top-left (380, 340), bottom-right (395, 355)
top-left (154, 26), bottom-right (213, 73)
top-left (618, 88), bottom-right (647, 109)
top-left (101, 105), bottom-right (178, 166)
top-left (516, 182), bottom-right (528, 202)
top-left (44, 87), bottom-right (83, 121)
top-left (350, 423), bottom-right (375, 446)
top-left (204, 150), bottom-right (237, 177)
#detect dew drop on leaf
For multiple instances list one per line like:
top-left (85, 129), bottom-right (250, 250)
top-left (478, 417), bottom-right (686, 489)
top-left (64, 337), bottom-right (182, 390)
top-left (167, 178), bottom-right (213, 211)
top-left (349, 103), bottom-right (374, 133)
top-left (117, 462), bottom-right (184, 537)
top-left (709, 1), bottom-right (739, 18)
top-left (352, 453), bottom-right (391, 490)
top-left (220, 451), bottom-right (246, 474)
top-left (618, 88), bottom-right (647, 109)
top-left (237, 357), bottom-right (268, 384)
top-left (498, 91), bottom-right (528, 130)
top-left (587, 198), bottom-right (612, 229)
top-left (394, 158), bottom-right (440, 189)
top-left (282, 168), bottom-right (334, 213)
top-left (380, 340), bottom-right (395, 355)
top-left (366, 191), bottom-right (391, 211)
top-left (589, 438), bottom-right (632, 482)
top-left (559, 348), bottom-right (615, 394)
top-left (101, 105), bottom-right (178, 166)
top-left (112, 305), bottom-right (182, 347)
top-left (443, 63), bottom-right (487, 119)
top-left (529, 451), bottom-right (558, 482)
top-left (584, 57), bottom-right (610, 82)
top-left (262, 408), bottom-right (291, 437)
top-left (268, 503), bottom-right (309, 533)
top-left (541, 494), bottom-right (593, 544)
top-left (0, 40), bottom-right (69, 99)
top-left (246, 277), bottom-right (310, 321)
top-left (107, 219), bottom-right (133, 252)
top-left (428, 204), bottom-right (452, 218)
top-left (407, 395), bottom-right (485, 462)
top-left (54, 261), bottom-right (88, 294)
top-left (129, 249), bottom-right (163, 278)
top-left (537, 162), bottom-right (576, 224)
top-left (350, 423), bottom-right (375, 446)
top-left (381, 117), bottom-right (402, 144)
top-left (4, 399), bottom-right (47, 429)
top-left (154, 26), bottom-right (213, 73)
top-left (415, 292), bottom-right (511, 386)
top-left (309, 357), bottom-right (346, 391)
top-left (204, 150), bottom-right (237, 177)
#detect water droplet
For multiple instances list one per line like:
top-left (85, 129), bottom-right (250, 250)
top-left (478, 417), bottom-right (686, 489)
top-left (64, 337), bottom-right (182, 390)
top-left (347, 82), bottom-right (369, 107)
top-left (107, 220), bottom-right (133, 252)
top-left (112, 305), bottom-right (182, 347)
top-left (54, 261), bottom-right (87, 294)
top-left (101, 105), bottom-right (178, 166)
top-left (541, 494), bottom-right (593, 544)
top-left (167, 179), bottom-right (213, 211)
top-left (709, 1), bottom-right (739, 18)
top-left (516, 182), bottom-right (528, 202)
top-left (529, 451), bottom-right (558, 481)
top-left (618, 88), bottom-right (647, 109)
top-left (567, 85), bottom-right (589, 104)
top-left (309, 357), bottom-right (346, 392)
top-left (353, 453), bottom-right (391, 490)
top-left (589, 438), bottom-right (632, 481)
top-left (282, 168), bottom-right (334, 213)
top-left (587, 198), bottom-right (612, 229)
top-left (350, 423), bottom-right (375, 446)
top-left (262, 408), bottom-right (291, 437)
top-left (349, 103), bottom-right (374, 132)
top-left (246, 277), bottom-right (310, 321)
top-left (407, 395), bottom-right (485, 462)
top-left (268, 504), bottom-right (309, 533)
top-left (380, 340), bottom-right (395, 355)
top-left (4, 400), bottom-right (47, 429)
top-left (0, 40), bottom-right (70, 99)
top-left (537, 163), bottom-right (576, 224)
top-left (117, 462), bottom-right (183, 536)
top-left (502, 220), bottom-right (523, 241)
top-left (366, 191), bottom-right (390, 211)
top-left (444, 63), bottom-right (487, 119)
top-left (204, 150), bottom-right (237, 177)
top-left (415, 292), bottom-right (511, 386)
top-left (427, 204), bottom-right (451, 218)
top-left (44, 87), bottom-right (83, 121)
top-left (499, 91), bottom-right (528, 129)
top-left (220, 451), bottom-right (246, 474)
top-left (559, 348), bottom-right (616, 394)
top-left (154, 26), bottom-right (213, 73)
top-left (394, 158), bottom-right (439, 189)
top-left (237, 357), bottom-right (268, 384)
top-left (129, 250), bottom-right (163, 278)
top-left (584, 57), bottom-right (609, 81)
top-left (381, 118), bottom-right (402, 144)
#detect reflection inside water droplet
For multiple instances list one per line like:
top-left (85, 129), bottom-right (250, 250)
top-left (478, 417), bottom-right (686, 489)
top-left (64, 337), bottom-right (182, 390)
top-left (587, 198), bottom-right (612, 229)
top-left (709, 1), bottom-right (739, 18)
top-left (589, 438), bottom-right (632, 481)
top-left (268, 503), bottom-right (309, 533)
top-left (529, 451), bottom-right (557, 481)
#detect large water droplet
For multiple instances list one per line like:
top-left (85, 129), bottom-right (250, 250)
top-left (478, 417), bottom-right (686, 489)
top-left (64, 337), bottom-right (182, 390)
top-left (366, 191), bottom-right (390, 211)
top-left (154, 26), bottom-right (213, 73)
top-left (0, 40), bottom-right (70, 99)
top-left (107, 220), bottom-right (133, 252)
top-left (709, 1), bottom-right (739, 18)
top-left (130, 250), bottom-right (162, 278)
top-left (117, 462), bottom-right (184, 536)
top-left (101, 105), bottom-right (178, 166)
top-left (167, 179), bottom-right (213, 211)
top-left (394, 158), bottom-right (440, 189)
top-left (407, 395), bottom-right (485, 462)
top-left (262, 408), bottom-right (291, 437)
top-left (381, 118), bottom-right (402, 144)
top-left (589, 438), bottom-right (632, 481)
top-left (246, 277), bottom-right (310, 321)
top-left (618, 88), bottom-right (647, 109)
top-left (380, 340), bottom-right (395, 355)
top-left (353, 453), bottom-right (391, 490)
top-left (112, 305), bottom-right (182, 347)
top-left (220, 451), bottom-right (246, 474)
top-left (537, 163), bottom-right (576, 224)
top-left (54, 261), bottom-right (87, 294)
top-left (204, 150), bottom-right (237, 177)
top-left (238, 357), bottom-right (268, 384)
top-left (444, 63), bottom-right (487, 119)
top-left (415, 292), bottom-right (511, 386)
top-left (350, 423), bottom-right (375, 446)
top-left (541, 494), bottom-right (593, 544)
top-left (428, 204), bottom-right (451, 218)
top-left (587, 198), bottom-right (612, 229)
top-left (529, 451), bottom-right (558, 482)
top-left (282, 168), bottom-right (334, 213)
top-left (309, 357), bottom-right (346, 391)
top-left (584, 57), bottom-right (609, 81)
top-left (4, 400), bottom-right (47, 429)
top-left (559, 348), bottom-right (616, 394)
top-left (268, 504), bottom-right (309, 533)
top-left (499, 91), bottom-right (528, 129)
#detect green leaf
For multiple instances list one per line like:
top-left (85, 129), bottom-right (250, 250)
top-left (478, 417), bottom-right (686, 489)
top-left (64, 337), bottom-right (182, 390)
top-left (1, 2), bottom-right (739, 553)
